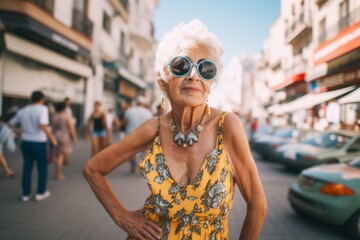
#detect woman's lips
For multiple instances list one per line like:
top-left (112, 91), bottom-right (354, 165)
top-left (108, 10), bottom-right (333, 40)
top-left (182, 87), bottom-right (201, 92)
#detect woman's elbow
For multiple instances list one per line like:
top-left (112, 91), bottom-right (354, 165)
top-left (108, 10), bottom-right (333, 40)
top-left (248, 197), bottom-right (268, 217)
top-left (83, 161), bottom-right (98, 179)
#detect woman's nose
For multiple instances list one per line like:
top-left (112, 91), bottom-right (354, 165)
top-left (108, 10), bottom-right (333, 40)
top-left (187, 65), bottom-right (200, 80)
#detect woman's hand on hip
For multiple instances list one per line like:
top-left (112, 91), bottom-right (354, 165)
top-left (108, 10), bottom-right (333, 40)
top-left (118, 209), bottom-right (161, 240)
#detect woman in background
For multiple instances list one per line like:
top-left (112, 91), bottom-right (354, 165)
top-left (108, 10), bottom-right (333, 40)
top-left (52, 102), bottom-right (78, 180)
top-left (85, 101), bottom-right (109, 157)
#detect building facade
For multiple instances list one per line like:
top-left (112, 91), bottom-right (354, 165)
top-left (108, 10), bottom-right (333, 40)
top-left (0, 0), bottom-right (159, 127)
top-left (263, 0), bottom-right (360, 130)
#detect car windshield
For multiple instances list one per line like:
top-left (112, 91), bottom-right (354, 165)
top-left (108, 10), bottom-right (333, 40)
top-left (349, 158), bottom-right (360, 169)
top-left (303, 133), bottom-right (352, 149)
top-left (275, 128), bottom-right (296, 138)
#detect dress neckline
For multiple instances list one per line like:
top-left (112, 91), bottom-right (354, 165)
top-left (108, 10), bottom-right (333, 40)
top-left (154, 112), bottom-right (226, 188)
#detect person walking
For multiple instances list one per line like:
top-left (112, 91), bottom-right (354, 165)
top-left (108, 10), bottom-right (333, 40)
top-left (106, 108), bottom-right (120, 146)
top-left (9, 91), bottom-right (57, 202)
top-left (123, 96), bottom-right (153, 174)
top-left (83, 19), bottom-right (267, 240)
top-left (52, 102), bottom-right (78, 180)
top-left (0, 116), bottom-right (16, 178)
top-left (85, 101), bottom-right (108, 157)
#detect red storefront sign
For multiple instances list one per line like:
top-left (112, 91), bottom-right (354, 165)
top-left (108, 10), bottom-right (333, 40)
top-left (313, 21), bottom-right (360, 66)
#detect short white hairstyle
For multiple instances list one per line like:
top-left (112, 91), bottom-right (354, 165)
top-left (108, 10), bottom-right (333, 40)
top-left (154, 19), bottom-right (224, 84)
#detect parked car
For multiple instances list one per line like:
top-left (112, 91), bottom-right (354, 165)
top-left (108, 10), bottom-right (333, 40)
top-left (252, 127), bottom-right (317, 161)
top-left (276, 130), bottom-right (360, 169)
top-left (288, 157), bottom-right (360, 239)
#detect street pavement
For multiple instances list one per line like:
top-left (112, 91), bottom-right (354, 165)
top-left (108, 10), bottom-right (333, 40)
top-left (0, 136), bottom-right (349, 240)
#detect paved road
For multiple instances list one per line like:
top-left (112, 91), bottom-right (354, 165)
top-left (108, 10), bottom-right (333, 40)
top-left (0, 138), bottom-right (348, 240)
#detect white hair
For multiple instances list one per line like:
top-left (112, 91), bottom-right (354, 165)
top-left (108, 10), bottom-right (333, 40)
top-left (154, 19), bottom-right (224, 84)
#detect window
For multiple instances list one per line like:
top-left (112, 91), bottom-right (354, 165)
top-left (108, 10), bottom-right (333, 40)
top-left (120, 31), bottom-right (125, 53)
top-left (339, 0), bottom-right (350, 30)
top-left (74, 0), bottom-right (87, 12)
top-left (103, 12), bottom-right (111, 34)
top-left (72, 0), bottom-right (92, 39)
top-left (318, 17), bottom-right (326, 43)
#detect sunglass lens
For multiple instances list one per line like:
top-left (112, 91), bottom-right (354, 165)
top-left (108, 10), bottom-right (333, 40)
top-left (170, 57), bottom-right (191, 76)
top-left (199, 61), bottom-right (217, 80)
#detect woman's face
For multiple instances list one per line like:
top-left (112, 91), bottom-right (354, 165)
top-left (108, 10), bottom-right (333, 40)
top-left (163, 46), bottom-right (213, 108)
top-left (94, 102), bottom-right (101, 111)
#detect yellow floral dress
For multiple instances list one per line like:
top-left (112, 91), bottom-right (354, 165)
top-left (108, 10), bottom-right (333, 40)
top-left (128, 112), bottom-right (234, 240)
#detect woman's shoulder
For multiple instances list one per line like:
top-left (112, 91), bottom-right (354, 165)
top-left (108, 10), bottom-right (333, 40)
top-left (138, 117), bottom-right (159, 134)
top-left (215, 110), bottom-right (243, 133)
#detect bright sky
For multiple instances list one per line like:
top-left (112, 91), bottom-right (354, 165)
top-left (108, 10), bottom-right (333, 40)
top-left (153, 0), bottom-right (281, 65)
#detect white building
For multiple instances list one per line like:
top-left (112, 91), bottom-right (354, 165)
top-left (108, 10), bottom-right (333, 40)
top-left (0, 0), bottom-right (159, 126)
top-left (263, 0), bottom-right (360, 130)
top-left (0, 0), bottom-right (93, 127)
top-left (219, 54), bottom-right (264, 117)
top-left (88, 0), bottom-right (158, 120)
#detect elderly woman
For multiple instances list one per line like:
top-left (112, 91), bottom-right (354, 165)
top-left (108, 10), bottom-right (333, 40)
top-left (83, 19), bottom-right (267, 240)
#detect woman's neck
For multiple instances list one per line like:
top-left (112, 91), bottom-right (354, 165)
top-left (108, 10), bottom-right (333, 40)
top-left (171, 105), bottom-right (206, 133)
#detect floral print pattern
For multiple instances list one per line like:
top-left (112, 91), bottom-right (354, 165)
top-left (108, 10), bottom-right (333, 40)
top-left (130, 112), bottom-right (234, 240)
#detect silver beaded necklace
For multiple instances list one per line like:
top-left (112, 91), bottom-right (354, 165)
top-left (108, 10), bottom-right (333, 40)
top-left (169, 113), bottom-right (205, 148)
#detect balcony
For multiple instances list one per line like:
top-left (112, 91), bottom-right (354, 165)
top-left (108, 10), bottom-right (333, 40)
top-left (286, 12), bottom-right (312, 45)
top-left (72, 9), bottom-right (93, 39)
top-left (318, 6), bottom-right (360, 44)
top-left (130, 19), bottom-right (153, 50)
top-left (285, 54), bottom-right (307, 77)
top-left (118, 50), bottom-right (129, 68)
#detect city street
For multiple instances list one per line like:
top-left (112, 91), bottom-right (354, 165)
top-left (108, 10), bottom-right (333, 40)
top-left (0, 137), bottom-right (348, 240)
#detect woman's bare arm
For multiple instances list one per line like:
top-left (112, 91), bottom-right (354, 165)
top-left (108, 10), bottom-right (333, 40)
top-left (66, 115), bottom-right (78, 143)
top-left (223, 113), bottom-right (268, 240)
top-left (83, 117), bottom-right (161, 240)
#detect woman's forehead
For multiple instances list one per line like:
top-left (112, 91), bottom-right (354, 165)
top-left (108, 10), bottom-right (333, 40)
top-left (177, 44), bottom-right (210, 59)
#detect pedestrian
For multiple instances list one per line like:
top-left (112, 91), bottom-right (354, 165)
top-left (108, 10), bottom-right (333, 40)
top-left (123, 96), bottom-right (153, 174)
top-left (52, 102), bottom-right (78, 180)
top-left (64, 97), bottom-right (73, 120)
top-left (106, 108), bottom-right (120, 145)
top-left (63, 97), bottom-right (76, 165)
top-left (9, 91), bottom-right (57, 202)
top-left (118, 100), bottom-right (129, 140)
top-left (85, 101), bottom-right (108, 157)
top-left (0, 116), bottom-right (16, 178)
top-left (83, 19), bottom-right (267, 240)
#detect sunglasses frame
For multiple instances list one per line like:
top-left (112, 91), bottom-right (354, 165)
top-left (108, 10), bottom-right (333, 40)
top-left (167, 56), bottom-right (217, 81)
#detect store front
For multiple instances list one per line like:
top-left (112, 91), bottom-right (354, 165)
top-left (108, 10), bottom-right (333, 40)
top-left (306, 18), bottom-right (360, 130)
top-left (0, 4), bottom-right (92, 127)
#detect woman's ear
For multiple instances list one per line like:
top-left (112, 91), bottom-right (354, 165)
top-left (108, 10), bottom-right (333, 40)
top-left (157, 79), bottom-right (168, 91)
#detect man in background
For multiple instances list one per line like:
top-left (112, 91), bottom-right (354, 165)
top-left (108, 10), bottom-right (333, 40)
top-left (123, 96), bottom-right (153, 175)
top-left (9, 91), bottom-right (57, 202)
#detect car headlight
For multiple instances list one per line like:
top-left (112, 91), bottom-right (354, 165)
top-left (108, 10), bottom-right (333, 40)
top-left (320, 183), bottom-right (354, 196)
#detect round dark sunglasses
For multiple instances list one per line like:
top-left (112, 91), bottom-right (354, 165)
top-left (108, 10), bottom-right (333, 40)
top-left (167, 56), bottom-right (217, 81)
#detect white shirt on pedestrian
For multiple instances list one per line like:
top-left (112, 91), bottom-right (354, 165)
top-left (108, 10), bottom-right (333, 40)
top-left (106, 112), bottom-right (115, 130)
top-left (10, 105), bottom-right (49, 142)
top-left (124, 106), bottom-right (153, 135)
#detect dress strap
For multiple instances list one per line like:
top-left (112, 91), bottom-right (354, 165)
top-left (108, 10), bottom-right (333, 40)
top-left (215, 112), bottom-right (227, 148)
top-left (156, 116), bottom-right (161, 137)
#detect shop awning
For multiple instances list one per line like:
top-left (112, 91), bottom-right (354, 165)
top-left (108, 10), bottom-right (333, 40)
top-left (270, 86), bottom-right (355, 115)
top-left (338, 87), bottom-right (360, 104)
top-left (4, 33), bottom-right (92, 77)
